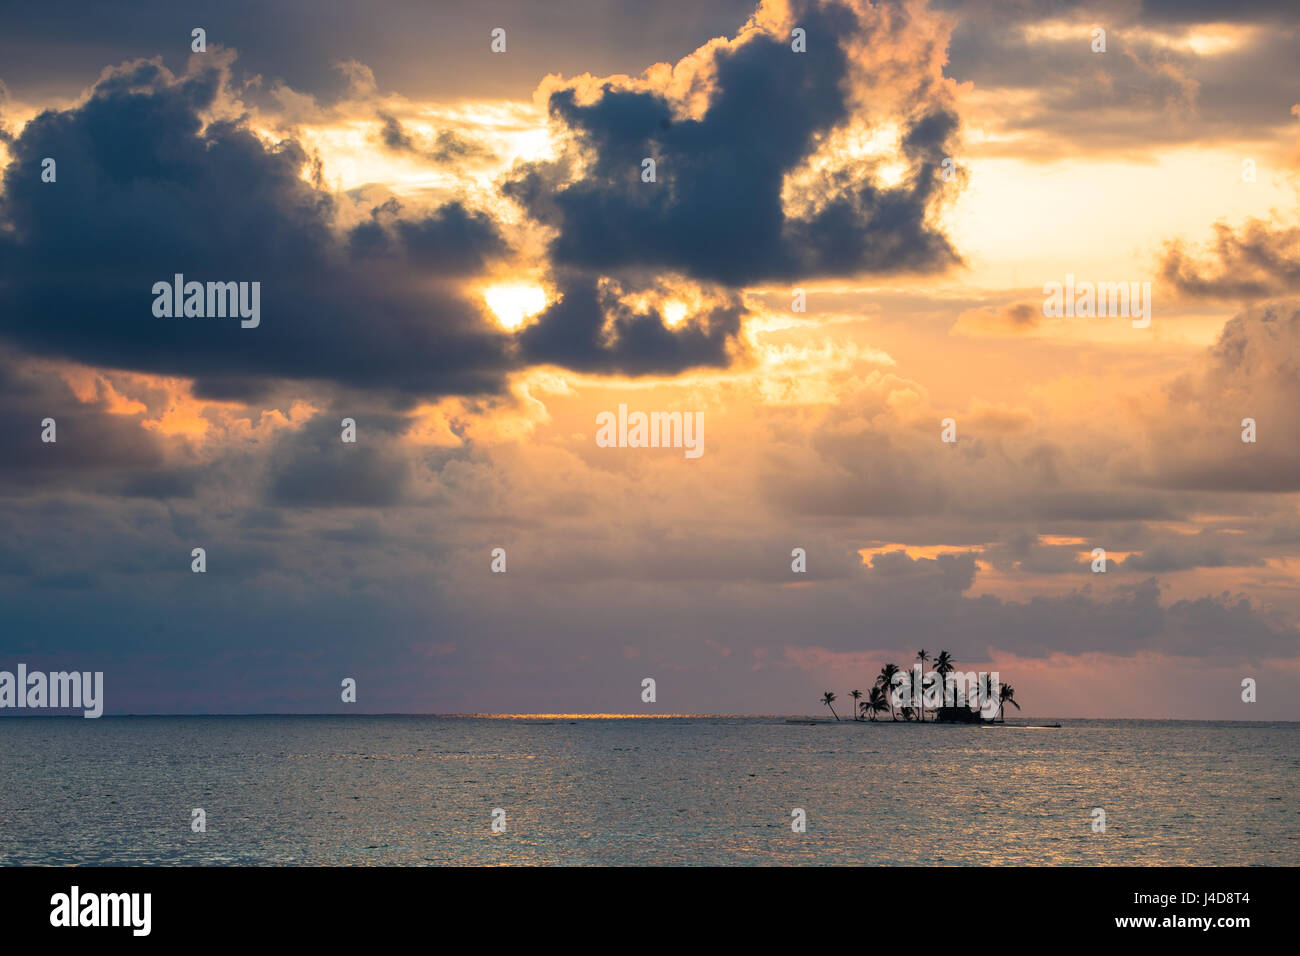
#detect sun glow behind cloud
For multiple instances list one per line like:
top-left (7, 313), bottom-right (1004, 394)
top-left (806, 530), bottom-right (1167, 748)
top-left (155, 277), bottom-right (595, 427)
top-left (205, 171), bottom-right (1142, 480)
top-left (482, 281), bottom-right (549, 330)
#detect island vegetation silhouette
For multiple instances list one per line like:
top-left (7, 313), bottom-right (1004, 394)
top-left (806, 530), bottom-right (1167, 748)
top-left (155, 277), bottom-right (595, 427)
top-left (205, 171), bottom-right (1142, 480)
top-left (820, 649), bottom-right (1020, 724)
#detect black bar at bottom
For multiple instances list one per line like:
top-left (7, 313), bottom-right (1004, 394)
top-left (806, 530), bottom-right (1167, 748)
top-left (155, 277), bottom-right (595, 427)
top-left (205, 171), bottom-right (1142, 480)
top-left (0, 865), bottom-right (1281, 943)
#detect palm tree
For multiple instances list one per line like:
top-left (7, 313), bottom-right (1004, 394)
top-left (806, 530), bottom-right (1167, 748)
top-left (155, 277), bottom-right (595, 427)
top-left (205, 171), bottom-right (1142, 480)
top-left (821, 691), bottom-right (840, 721)
top-left (915, 649), bottom-right (931, 721)
top-left (979, 672), bottom-right (997, 719)
top-left (998, 683), bottom-right (1021, 723)
top-left (867, 686), bottom-right (888, 722)
top-left (933, 650), bottom-right (954, 715)
top-left (849, 689), bottom-right (863, 721)
top-left (877, 663), bottom-right (900, 720)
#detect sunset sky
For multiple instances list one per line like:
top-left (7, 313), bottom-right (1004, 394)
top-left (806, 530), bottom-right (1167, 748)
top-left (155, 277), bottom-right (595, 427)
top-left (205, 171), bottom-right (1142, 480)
top-left (1, 0), bottom-right (1298, 718)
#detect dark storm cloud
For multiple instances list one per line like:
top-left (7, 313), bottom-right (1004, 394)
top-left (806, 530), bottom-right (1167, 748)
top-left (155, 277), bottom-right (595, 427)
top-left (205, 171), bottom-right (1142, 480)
top-left (344, 196), bottom-right (506, 272)
top-left (503, 1), bottom-right (961, 286)
top-left (0, 56), bottom-right (749, 392)
top-left (393, 204), bottom-right (505, 270)
top-left (0, 59), bottom-right (518, 400)
top-left (515, 273), bottom-right (743, 374)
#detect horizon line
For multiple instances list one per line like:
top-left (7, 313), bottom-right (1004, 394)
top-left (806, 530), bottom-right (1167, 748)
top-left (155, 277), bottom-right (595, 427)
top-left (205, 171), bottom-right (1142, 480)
top-left (1, 712), bottom-right (1296, 723)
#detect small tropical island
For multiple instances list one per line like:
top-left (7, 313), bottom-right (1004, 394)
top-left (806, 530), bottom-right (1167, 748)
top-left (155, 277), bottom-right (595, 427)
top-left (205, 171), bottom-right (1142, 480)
top-left (818, 649), bottom-right (1022, 724)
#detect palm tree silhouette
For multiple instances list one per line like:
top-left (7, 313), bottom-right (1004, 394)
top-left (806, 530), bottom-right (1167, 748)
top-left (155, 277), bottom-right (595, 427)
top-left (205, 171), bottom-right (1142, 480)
top-left (867, 686), bottom-right (888, 722)
top-left (822, 691), bottom-right (840, 721)
top-left (998, 683), bottom-right (1021, 723)
top-left (933, 650), bottom-right (954, 714)
top-left (849, 688), bottom-right (863, 721)
top-left (877, 663), bottom-right (900, 720)
top-left (980, 672), bottom-right (997, 718)
top-left (915, 649), bottom-right (931, 721)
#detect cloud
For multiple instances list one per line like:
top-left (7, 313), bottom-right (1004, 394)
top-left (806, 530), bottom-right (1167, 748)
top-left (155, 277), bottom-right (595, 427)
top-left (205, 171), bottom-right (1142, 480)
top-left (375, 111), bottom-right (494, 164)
top-left (267, 425), bottom-right (411, 507)
top-left (515, 272), bottom-right (745, 374)
top-left (1118, 544), bottom-right (1261, 573)
top-left (0, 0), bottom-right (764, 106)
top-left (1137, 0), bottom-right (1296, 25)
top-left (0, 51), bottom-right (759, 393)
top-left (1138, 301), bottom-right (1300, 491)
top-left (0, 351), bottom-right (175, 493)
top-left (344, 196), bottom-right (506, 273)
top-left (939, 1), bottom-right (1300, 157)
top-left (951, 300), bottom-right (1042, 336)
top-left (503, 0), bottom-right (963, 286)
top-left (0, 57), bottom-right (524, 402)
top-left (1160, 218), bottom-right (1300, 300)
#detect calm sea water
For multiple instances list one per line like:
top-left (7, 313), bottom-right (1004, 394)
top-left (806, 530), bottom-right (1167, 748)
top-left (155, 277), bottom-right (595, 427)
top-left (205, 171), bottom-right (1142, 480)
top-left (0, 716), bottom-right (1295, 865)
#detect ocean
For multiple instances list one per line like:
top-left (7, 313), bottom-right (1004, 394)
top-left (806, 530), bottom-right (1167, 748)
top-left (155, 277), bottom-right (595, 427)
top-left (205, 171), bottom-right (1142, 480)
top-left (1, 716), bottom-right (1295, 865)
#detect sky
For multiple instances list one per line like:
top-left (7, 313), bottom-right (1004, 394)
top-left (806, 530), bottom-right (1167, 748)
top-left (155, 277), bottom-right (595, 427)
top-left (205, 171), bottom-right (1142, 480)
top-left (1, 0), bottom-right (1298, 718)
